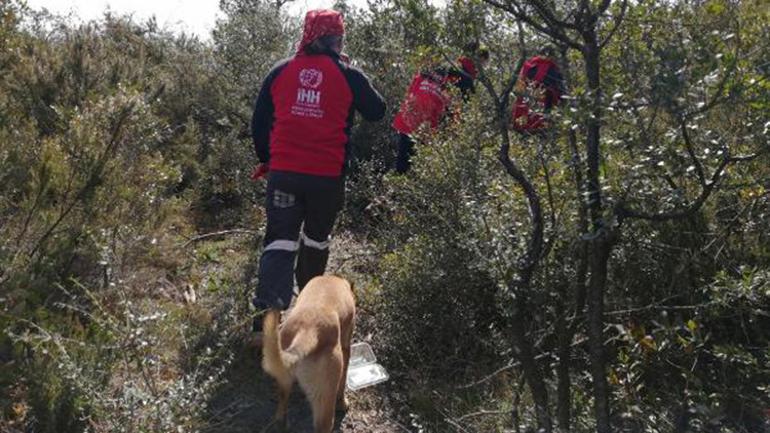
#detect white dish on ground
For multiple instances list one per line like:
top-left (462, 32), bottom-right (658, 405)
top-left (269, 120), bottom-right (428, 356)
top-left (346, 342), bottom-right (389, 391)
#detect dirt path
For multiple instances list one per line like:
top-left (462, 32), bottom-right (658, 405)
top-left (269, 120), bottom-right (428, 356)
top-left (203, 341), bottom-right (408, 433)
top-left (201, 232), bottom-right (409, 433)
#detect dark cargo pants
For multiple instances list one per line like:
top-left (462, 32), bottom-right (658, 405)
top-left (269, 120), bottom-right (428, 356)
top-left (395, 132), bottom-right (415, 174)
top-left (253, 170), bottom-right (344, 311)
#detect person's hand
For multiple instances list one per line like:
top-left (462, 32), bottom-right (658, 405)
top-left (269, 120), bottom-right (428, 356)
top-left (250, 163), bottom-right (269, 181)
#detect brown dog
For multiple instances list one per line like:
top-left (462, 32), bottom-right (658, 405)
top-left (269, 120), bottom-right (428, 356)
top-left (261, 275), bottom-right (356, 433)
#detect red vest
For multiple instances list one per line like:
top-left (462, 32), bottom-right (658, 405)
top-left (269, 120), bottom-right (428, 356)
top-left (511, 56), bottom-right (561, 133)
top-left (458, 57), bottom-right (478, 79)
top-left (269, 54), bottom-right (353, 176)
top-left (392, 73), bottom-right (451, 135)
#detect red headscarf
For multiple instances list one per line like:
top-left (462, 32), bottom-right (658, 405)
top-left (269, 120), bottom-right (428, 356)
top-left (297, 9), bottom-right (345, 54)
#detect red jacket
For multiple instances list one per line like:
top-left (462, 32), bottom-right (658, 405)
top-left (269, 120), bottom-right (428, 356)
top-left (251, 52), bottom-right (386, 177)
top-left (511, 56), bottom-right (564, 133)
top-left (392, 72), bottom-right (451, 135)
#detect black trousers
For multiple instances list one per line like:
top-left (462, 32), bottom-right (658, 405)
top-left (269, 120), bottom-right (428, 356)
top-left (395, 133), bottom-right (415, 174)
top-left (253, 170), bottom-right (344, 310)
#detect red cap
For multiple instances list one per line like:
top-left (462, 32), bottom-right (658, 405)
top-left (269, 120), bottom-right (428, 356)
top-left (297, 9), bottom-right (345, 54)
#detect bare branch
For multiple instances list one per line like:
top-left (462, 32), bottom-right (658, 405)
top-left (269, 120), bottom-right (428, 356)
top-left (596, 0), bottom-right (613, 15)
top-left (679, 120), bottom-right (707, 187)
top-left (500, 146), bottom-right (545, 282)
top-left (661, 173), bottom-right (680, 191)
top-left (477, 51), bottom-right (545, 284)
top-left (617, 154), bottom-right (730, 223)
top-left (578, 0), bottom-right (591, 23)
top-left (617, 27), bottom-right (767, 226)
top-left (605, 302), bottom-right (714, 316)
top-left (683, 44), bottom-right (740, 120)
top-left (530, 0), bottom-right (580, 31)
top-left (29, 101), bottom-right (137, 259)
top-left (537, 146), bottom-right (559, 261)
top-left (599, 0), bottom-right (628, 49)
top-left (458, 409), bottom-right (512, 421)
top-left (478, 49), bottom-right (551, 433)
top-left (457, 336), bottom-right (588, 389)
top-left (729, 151), bottom-right (767, 163)
top-left (180, 229), bottom-right (260, 248)
top-left (481, 0), bottom-right (582, 49)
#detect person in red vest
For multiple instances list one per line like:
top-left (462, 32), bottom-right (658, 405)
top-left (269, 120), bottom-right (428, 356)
top-left (392, 66), bottom-right (451, 173)
top-left (511, 46), bottom-right (565, 135)
top-left (392, 44), bottom-right (490, 173)
top-left (250, 9), bottom-right (385, 337)
top-left (449, 42), bottom-right (490, 99)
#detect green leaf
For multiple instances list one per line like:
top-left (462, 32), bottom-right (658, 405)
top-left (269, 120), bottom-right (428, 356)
top-left (705, 0), bottom-right (726, 15)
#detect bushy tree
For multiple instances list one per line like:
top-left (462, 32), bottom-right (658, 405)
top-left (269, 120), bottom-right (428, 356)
top-left (364, 0), bottom-right (769, 431)
top-left (1, 0), bottom-right (768, 432)
top-left (0, 6), bottom-right (259, 431)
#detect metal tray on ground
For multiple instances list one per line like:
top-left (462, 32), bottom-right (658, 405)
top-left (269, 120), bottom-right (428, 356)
top-left (346, 342), bottom-right (389, 391)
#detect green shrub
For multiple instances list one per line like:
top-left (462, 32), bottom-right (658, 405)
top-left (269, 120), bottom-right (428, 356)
top-left (369, 106), bottom-right (520, 374)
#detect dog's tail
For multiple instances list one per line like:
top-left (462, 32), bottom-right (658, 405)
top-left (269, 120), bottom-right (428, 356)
top-left (261, 310), bottom-right (291, 382)
top-left (261, 310), bottom-right (315, 380)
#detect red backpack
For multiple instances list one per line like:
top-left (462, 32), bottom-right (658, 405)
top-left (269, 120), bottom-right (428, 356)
top-left (511, 56), bottom-right (562, 134)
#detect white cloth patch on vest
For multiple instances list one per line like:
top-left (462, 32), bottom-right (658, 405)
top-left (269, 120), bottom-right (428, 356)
top-left (292, 68), bottom-right (325, 118)
top-left (273, 189), bottom-right (296, 208)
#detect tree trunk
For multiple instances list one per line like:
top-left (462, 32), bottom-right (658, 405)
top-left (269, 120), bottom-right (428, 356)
top-left (555, 46), bottom-right (591, 433)
top-left (582, 33), bottom-right (613, 433)
top-left (494, 96), bottom-right (551, 433)
top-left (555, 300), bottom-right (572, 432)
top-left (587, 238), bottom-right (612, 433)
top-left (483, 69), bottom-right (553, 433)
top-left (510, 297), bottom-right (552, 433)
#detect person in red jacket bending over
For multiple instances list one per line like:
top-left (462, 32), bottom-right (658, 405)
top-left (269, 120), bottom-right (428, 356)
top-left (450, 42), bottom-right (490, 100)
top-left (392, 66), bottom-right (451, 174)
top-left (392, 44), bottom-right (489, 174)
top-left (250, 9), bottom-right (386, 337)
top-left (511, 46), bottom-right (565, 135)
